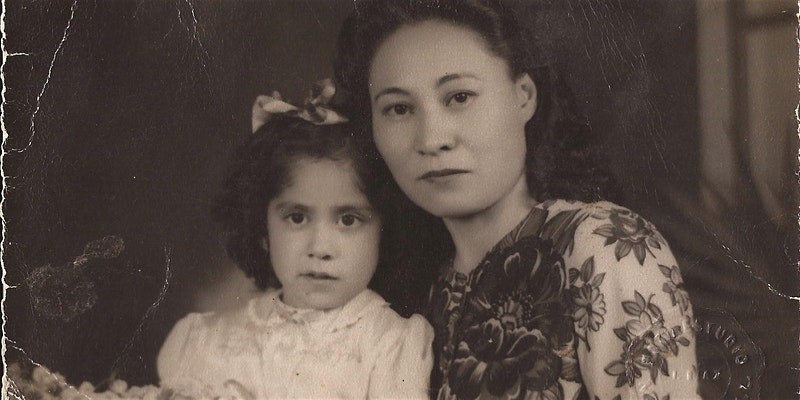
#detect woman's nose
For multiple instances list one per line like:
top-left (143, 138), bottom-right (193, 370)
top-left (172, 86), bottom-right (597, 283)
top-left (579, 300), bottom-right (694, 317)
top-left (415, 109), bottom-right (457, 155)
top-left (307, 223), bottom-right (335, 260)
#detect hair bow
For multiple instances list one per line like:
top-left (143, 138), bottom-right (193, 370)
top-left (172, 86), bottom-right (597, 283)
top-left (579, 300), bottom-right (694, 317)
top-left (251, 78), bottom-right (348, 133)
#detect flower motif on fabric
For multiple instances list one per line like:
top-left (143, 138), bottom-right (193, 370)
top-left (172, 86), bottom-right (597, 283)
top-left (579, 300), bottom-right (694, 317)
top-left (568, 256), bottom-right (606, 351)
top-left (592, 209), bottom-right (666, 265)
top-left (448, 320), bottom-right (563, 399)
top-left (539, 207), bottom-right (603, 257)
top-left (444, 236), bottom-right (576, 399)
top-left (603, 291), bottom-right (691, 388)
top-left (429, 271), bottom-right (471, 378)
top-left (658, 264), bottom-right (690, 314)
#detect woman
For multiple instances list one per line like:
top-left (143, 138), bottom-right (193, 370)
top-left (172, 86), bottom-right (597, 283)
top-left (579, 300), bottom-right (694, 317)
top-left (334, 1), bottom-right (699, 399)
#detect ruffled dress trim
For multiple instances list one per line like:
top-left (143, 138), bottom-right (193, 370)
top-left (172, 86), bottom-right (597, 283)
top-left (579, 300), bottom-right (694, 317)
top-left (246, 288), bottom-right (389, 333)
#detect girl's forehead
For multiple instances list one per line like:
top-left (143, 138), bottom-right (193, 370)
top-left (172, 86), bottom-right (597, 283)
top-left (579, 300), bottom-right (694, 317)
top-left (287, 156), bottom-right (355, 179)
top-left (283, 157), bottom-right (365, 195)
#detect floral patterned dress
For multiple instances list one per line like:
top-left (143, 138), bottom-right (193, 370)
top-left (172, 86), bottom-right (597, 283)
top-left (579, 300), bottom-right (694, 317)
top-left (428, 200), bottom-right (698, 400)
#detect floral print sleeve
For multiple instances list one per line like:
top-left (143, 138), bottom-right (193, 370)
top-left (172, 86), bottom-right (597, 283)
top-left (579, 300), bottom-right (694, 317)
top-left (559, 201), bottom-right (699, 399)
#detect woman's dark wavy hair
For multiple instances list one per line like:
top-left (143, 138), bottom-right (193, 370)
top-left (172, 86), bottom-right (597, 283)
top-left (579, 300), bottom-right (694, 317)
top-left (333, 0), bottom-right (621, 203)
top-left (212, 115), bottom-right (413, 298)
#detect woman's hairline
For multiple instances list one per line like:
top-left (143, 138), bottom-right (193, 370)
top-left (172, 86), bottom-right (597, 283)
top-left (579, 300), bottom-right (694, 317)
top-left (363, 17), bottom-right (525, 92)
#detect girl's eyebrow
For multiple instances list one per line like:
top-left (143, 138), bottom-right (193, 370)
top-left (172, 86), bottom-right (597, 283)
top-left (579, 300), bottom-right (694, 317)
top-left (274, 202), bottom-right (310, 213)
top-left (334, 204), bottom-right (375, 216)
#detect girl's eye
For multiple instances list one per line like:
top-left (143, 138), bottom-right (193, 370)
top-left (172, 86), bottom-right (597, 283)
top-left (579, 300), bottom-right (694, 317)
top-left (287, 213), bottom-right (306, 225)
top-left (338, 214), bottom-right (362, 228)
top-left (383, 104), bottom-right (412, 117)
top-left (446, 92), bottom-right (475, 106)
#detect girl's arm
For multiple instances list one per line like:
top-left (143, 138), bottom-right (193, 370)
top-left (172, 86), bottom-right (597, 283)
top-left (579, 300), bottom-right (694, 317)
top-left (566, 203), bottom-right (699, 399)
top-left (368, 313), bottom-right (435, 399)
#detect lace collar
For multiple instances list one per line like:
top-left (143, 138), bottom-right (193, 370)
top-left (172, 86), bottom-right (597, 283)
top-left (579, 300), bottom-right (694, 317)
top-left (246, 288), bottom-right (388, 333)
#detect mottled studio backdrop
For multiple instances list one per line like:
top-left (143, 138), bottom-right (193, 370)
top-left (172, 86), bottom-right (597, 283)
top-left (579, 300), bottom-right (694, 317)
top-left (3, 0), bottom-right (798, 398)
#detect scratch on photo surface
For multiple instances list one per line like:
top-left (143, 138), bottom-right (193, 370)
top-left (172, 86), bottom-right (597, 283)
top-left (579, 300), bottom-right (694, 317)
top-left (109, 246), bottom-right (173, 373)
top-left (304, 0), bottom-right (324, 30)
top-left (795, 4), bottom-right (800, 314)
top-left (2, 0), bottom-right (15, 392)
top-left (175, 0), bottom-right (210, 72)
top-left (703, 225), bottom-right (800, 303)
top-left (7, 0), bottom-right (79, 154)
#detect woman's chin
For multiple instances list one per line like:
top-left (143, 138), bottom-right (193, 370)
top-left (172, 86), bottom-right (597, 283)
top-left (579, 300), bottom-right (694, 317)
top-left (415, 198), bottom-right (488, 221)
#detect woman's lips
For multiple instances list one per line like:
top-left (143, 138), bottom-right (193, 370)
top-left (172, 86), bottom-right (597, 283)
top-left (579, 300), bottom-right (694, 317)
top-left (418, 169), bottom-right (469, 180)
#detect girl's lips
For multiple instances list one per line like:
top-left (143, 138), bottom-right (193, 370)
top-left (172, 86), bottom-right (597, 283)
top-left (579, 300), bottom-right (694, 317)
top-left (300, 272), bottom-right (337, 280)
top-left (418, 169), bottom-right (469, 180)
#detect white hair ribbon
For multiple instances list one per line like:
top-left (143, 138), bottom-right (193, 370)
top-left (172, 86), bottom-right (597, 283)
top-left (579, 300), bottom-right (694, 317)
top-left (251, 79), bottom-right (348, 133)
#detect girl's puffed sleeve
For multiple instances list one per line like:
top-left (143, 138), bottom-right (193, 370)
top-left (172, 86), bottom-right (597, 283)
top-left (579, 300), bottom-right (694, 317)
top-left (564, 203), bottom-right (699, 399)
top-left (156, 312), bottom-right (213, 396)
top-left (368, 313), bottom-right (434, 399)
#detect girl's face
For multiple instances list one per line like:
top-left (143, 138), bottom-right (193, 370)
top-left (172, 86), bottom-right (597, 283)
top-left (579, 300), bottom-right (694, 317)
top-left (266, 158), bottom-right (381, 310)
top-left (369, 20), bottom-right (537, 219)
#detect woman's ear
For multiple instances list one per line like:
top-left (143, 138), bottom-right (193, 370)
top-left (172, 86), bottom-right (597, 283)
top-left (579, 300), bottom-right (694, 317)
top-left (515, 73), bottom-right (538, 123)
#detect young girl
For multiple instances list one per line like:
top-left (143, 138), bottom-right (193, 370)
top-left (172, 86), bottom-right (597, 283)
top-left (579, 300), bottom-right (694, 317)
top-left (156, 88), bottom-right (433, 399)
top-left (334, 1), bottom-right (700, 399)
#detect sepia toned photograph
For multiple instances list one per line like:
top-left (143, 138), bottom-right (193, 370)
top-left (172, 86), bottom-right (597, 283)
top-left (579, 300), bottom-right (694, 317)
top-left (2, 0), bottom-right (798, 399)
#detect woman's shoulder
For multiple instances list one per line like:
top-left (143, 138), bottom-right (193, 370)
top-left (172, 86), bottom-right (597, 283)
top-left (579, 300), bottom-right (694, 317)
top-left (543, 200), bottom-right (698, 397)
top-left (537, 198), bottom-right (669, 265)
top-left (539, 198), bottom-right (631, 218)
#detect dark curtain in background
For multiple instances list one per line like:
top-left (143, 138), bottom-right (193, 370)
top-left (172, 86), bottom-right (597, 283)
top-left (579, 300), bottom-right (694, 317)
top-left (3, 0), bottom-right (797, 398)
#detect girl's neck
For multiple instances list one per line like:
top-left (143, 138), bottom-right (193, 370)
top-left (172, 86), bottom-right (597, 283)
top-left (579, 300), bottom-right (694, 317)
top-left (443, 174), bottom-right (536, 274)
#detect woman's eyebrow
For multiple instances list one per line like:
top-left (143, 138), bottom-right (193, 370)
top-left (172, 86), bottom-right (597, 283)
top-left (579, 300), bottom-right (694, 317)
top-left (437, 73), bottom-right (480, 87)
top-left (373, 74), bottom-right (480, 102)
top-left (372, 87), bottom-right (410, 102)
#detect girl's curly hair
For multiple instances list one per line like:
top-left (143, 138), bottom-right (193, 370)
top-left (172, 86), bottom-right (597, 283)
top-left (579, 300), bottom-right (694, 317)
top-left (212, 115), bottom-right (421, 295)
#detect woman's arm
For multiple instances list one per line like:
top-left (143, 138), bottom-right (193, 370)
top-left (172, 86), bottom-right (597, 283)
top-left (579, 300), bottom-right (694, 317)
top-left (565, 202), bottom-right (699, 399)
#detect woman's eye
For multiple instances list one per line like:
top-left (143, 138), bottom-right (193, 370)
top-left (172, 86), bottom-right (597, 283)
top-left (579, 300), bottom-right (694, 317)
top-left (338, 214), bottom-right (362, 227)
top-left (383, 104), bottom-right (412, 117)
top-left (287, 213), bottom-right (306, 225)
top-left (447, 92), bottom-right (474, 106)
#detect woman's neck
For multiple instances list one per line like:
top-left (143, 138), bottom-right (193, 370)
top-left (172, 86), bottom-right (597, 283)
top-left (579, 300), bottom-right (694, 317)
top-left (443, 175), bottom-right (536, 274)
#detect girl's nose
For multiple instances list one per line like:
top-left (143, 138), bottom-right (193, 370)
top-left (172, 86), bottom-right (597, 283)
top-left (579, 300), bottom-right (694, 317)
top-left (307, 223), bottom-right (335, 261)
top-left (415, 109), bottom-right (457, 156)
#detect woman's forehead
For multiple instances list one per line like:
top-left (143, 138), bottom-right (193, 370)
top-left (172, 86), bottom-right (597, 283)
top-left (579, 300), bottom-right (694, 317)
top-left (368, 20), bottom-right (508, 90)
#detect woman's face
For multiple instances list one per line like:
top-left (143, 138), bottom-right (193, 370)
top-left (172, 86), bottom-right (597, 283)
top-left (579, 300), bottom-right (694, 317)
top-left (369, 20), bottom-right (537, 219)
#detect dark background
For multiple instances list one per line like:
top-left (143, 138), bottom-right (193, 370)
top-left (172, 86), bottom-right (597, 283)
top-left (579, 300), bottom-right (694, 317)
top-left (3, 0), bottom-right (798, 398)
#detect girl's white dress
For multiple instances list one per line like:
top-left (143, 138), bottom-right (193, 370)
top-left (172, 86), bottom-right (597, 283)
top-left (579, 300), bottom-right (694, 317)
top-left (157, 288), bottom-right (433, 399)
